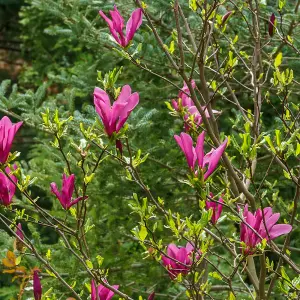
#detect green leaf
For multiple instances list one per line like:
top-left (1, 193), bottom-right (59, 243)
top-left (86, 260), bottom-right (93, 269)
top-left (189, 0), bottom-right (197, 11)
top-left (274, 52), bottom-right (282, 68)
top-left (138, 225), bottom-right (148, 242)
top-left (296, 143), bottom-right (300, 156)
top-left (209, 271), bottom-right (222, 280)
top-left (15, 256), bottom-right (22, 266)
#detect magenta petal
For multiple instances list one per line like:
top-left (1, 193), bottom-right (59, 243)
top-left (16, 223), bottom-right (24, 240)
top-left (263, 207), bottom-right (273, 220)
top-left (110, 6), bottom-right (124, 33)
top-left (269, 224), bottom-right (292, 240)
top-left (0, 117), bottom-right (22, 163)
top-left (177, 248), bottom-right (188, 265)
top-left (161, 255), bottom-right (171, 268)
top-left (66, 196), bottom-right (88, 209)
top-left (110, 102), bottom-right (127, 130)
top-left (33, 270), bottom-right (42, 300)
top-left (98, 283), bottom-right (118, 300)
top-left (63, 174), bottom-right (75, 202)
top-left (91, 280), bottom-right (97, 300)
top-left (116, 92), bottom-right (139, 132)
top-left (94, 87), bottom-right (111, 106)
top-left (172, 100), bottom-right (178, 110)
top-left (185, 242), bottom-right (194, 254)
top-left (117, 85), bottom-right (131, 103)
top-left (0, 173), bottom-right (11, 206)
top-left (181, 95), bottom-right (194, 107)
top-left (195, 131), bottom-right (206, 168)
top-left (269, 13), bottom-right (276, 37)
top-left (99, 10), bottom-right (123, 45)
top-left (125, 8), bottom-right (143, 44)
top-left (167, 243), bottom-right (179, 257)
top-left (174, 133), bottom-right (196, 169)
top-left (148, 292), bottom-right (155, 300)
top-left (264, 213), bottom-right (280, 231)
top-left (203, 138), bottom-right (227, 181)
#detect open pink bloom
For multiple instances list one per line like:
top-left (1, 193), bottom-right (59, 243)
top-left (0, 116), bottom-right (23, 163)
top-left (16, 223), bottom-right (24, 241)
top-left (174, 132), bottom-right (228, 181)
top-left (50, 174), bottom-right (87, 210)
top-left (99, 5), bottom-right (143, 47)
top-left (94, 85), bottom-right (139, 137)
top-left (91, 280), bottom-right (119, 300)
top-left (0, 166), bottom-right (18, 206)
top-left (33, 270), bottom-right (42, 300)
top-left (240, 205), bottom-right (292, 255)
top-left (172, 81), bottom-right (219, 130)
top-left (161, 242), bottom-right (198, 280)
top-left (206, 193), bottom-right (224, 224)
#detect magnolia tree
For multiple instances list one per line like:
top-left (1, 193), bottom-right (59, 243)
top-left (0, 0), bottom-right (300, 299)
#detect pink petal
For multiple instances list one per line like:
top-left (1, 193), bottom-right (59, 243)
top-left (167, 243), bottom-right (179, 257)
top-left (176, 247), bottom-right (188, 264)
top-left (97, 99), bottom-right (114, 135)
top-left (110, 5), bottom-right (124, 33)
top-left (94, 87), bottom-right (111, 106)
top-left (185, 242), bottom-right (194, 254)
top-left (174, 133), bottom-right (196, 169)
top-left (66, 196), bottom-right (88, 209)
top-left (161, 255), bottom-right (171, 268)
top-left (269, 224), bottom-right (292, 240)
top-left (116, 85), bottom-right (131, 103)
top-left (172, 100), bottom-right (178, 110)
top-left (195, 131), bottom-right (206, 168)
top-left (181, 95), bottom-right (194, 107)
top-left (99, 10), bottom-right (123, 45)
top-left (91, 280), bottom-right (97, 300)
top-left (263, 207), bottom-right (273, 220)
top-left (115, 92), bottom-right (139, 132)
top-left (203, 138), bottom-right (227, 181)
top-left (125, 8), bottom-right (143, 44)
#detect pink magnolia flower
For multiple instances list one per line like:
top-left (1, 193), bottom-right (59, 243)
top-left (0, 166), bottom-right (18, 206)
top-left (206, 193), bottom-right (224, 224)
top-left (91, 280), bottom-right (119, 300)
top-left (16, 223), bottom-right (24, 241)
top-left (172, 81), bottom-right (219, 130)
top-left (99, 5), bottom-right (143, 47)
top-left (161, 242), bottom-right (198, 279)
top-left (94, 85), bottom-right (139, 137)
top-left (174, 132), bottom-right (228, 181)
top-left (0, 116), bottom-right (23, 163)
top-left (268, 13), bottom-right (276, 37)
top-left (240, 205), bottom-right (292, 255)
top-left (33, 270), bottom-right (42, 300)
top-left (50, 174), bottom-right (87, 210)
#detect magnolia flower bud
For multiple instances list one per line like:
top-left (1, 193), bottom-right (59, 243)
top-left (221, 11), bottom-right (233, 26)
top-left (33, 270), bottom-right (42, 300)
top-left (269, 13), bottom-right (276, 37)
top-left (15, 223), bottom-right (25, 251)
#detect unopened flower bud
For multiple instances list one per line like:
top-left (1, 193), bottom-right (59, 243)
top-left (221, 11), bottom-right (233, 26)
top-left (269, 13), bottom-right (276, 37)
